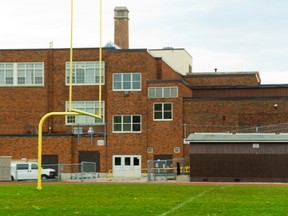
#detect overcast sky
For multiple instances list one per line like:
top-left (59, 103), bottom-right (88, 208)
top-left (1, 0), bottom-right (288, 84)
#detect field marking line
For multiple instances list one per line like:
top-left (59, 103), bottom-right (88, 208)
top-left (159, 186), bottom-right (230, 216)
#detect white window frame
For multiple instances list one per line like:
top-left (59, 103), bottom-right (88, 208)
top-left (153, 102), bottom-right (173, 121)
top-left (148, 87), bottom-right (178, 98)
top-left (65, 101), bottom-right (105, 125)
top-left (0, 62), bottom-right (44, 86)
top-left (113, 115), bottom-right (142, 133)
top-left (112, 73), bottom-right (141, 91)
top-left (66, 61), bottom-right (105, 85)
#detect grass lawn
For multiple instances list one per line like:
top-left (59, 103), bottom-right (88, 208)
top-left (0, 183), bottom-right (288, 215)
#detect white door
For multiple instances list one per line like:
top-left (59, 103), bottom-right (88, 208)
top-left (112, 155), bottom-right (141, 177)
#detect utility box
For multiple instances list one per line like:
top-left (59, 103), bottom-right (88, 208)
top-left (0, 156), bottom-right (11, 181)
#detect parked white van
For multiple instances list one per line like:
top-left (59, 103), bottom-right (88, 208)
top-left (11, 162), bottom-right (56, 181)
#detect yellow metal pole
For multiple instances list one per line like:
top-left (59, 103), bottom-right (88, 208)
top-left (37, 0), bottom-right (103, 190)
top-left (71, 108), bottom-right (101, 119)
top-left (69, 0), bottom-right (74, 111)
top-left (37, 112), bottom-right (80, 190)
top-left (99, 0), bottom-right (102, 118)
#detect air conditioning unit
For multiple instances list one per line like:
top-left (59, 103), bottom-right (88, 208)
top-left (73, 127), bottom-right (83, 135)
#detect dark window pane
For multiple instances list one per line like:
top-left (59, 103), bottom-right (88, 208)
top-left (16, 164), bottom-right (29, 170)
top-left (115, 157), bottom-right (121, 166)
top-left (154, 104), bottom-right (162, 111)
top-left (31, 164), bottom-right (38, 169)
top-left (125, 157), bottom-right (131, 166)
top-left (154, 112), bottom-right (162, 119)
top-left (123, 116), bottom-right (131, 123)
top-left (134, 157), bottom-right (140, 166)
top-left (133, 116), bottom-right (140, 123)
top-left (164, 112), bottom-right (172, 119)
top-left (133, 123), bottom-right (141, 131)
top-left (164, 103), bottom-right (172, 110)
top-left (113, 124), bottom-right (122, 131)
top-left (114, 116), bottom-right (122, 123)
top-left (123, 124), bottom-right (132, 131)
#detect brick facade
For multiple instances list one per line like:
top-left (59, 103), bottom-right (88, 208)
top-left (1, 48), bottom-right (288, 174)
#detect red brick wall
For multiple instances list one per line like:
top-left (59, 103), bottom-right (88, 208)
top-left (185, 73), bottom-right (260, 86)
top-left (0, 136), bottom-right (108, 172)
top-left (184, 98), bottom-right (288, 134)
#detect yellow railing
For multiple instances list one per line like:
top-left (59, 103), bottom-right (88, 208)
top-left (106, 166), bottom-right (190, 179)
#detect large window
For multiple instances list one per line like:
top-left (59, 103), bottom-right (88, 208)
top-left (148, 87), bottom-right (178, 98)
top-left (0, 62), bottom-right (44, 86)
top-left (113, 115), bottom-right (141, 133)
top-left (113, 73), bottom-right (141, 91)
top-left (66, 101), bottom-right (105, 125)
top-left (154, 102), bottom-right (173, 120)
top-left (66, 61), bottom-right (105, 85)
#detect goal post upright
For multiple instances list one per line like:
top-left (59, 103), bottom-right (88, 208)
top-left (37, 0), bottom-right (103, 190)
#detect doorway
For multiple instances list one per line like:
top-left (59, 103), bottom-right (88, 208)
top-left (112, 155), bottom-right (141, 177)
top-left (79, 151), bottom-right (100, 172)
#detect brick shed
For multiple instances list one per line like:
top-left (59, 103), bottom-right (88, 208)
top-left (187, 133), bottom-right (288, 182)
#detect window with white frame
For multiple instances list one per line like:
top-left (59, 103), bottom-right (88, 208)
top-left (113, 115), bottom-right (141, 133)
top-left (154, 102), bottom-right (173, 120)
top-left (66, 101), bottom-right (105, 125)
top-left (66, 61), bottom-right (105, 85)
top-left (113, 73), bottom-right (141, 91)
top-left (148, 87), bottom-right (178, 98)
top-left (0, 62), bottom-right (44, 86)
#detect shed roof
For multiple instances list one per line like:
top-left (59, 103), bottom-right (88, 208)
top-left (186, 133), bottom-right (288, 143)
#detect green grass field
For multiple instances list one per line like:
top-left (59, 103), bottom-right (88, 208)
top-left (1, 183), bottom-right (288, 216)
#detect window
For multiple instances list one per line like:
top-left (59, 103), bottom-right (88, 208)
top-left (113, 73), bottom-right (141, 91)
top-left (154, 103), bottom-right (172, 120)
top-left (31, 164), bottom-right (38, 170)
top-left (0, 62), bottom-right (44, 86)
top-left (125, 157), bottom-right (131, 166)
top-left (66, 101), bottom-right (105, 125)
top-left (113, 115), bottom-right (141, 133)
top-left (16, 164), bottom-right (29, 170)
top-left (114, 157), bottom-right (121, 166)
top-left (133, 157), bottom-right (140, 166)
top-left (66, 61), bottom-right (105, 85)
top-left (148, 87), bottom-right (178, 98)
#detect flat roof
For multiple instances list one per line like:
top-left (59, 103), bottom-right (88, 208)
top-left (186, 133), bottom-right (288, 143)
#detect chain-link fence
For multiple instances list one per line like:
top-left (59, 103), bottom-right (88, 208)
top-left (147, 158), bottom-right (190, 182)
top-left (45, 162), bottom-right (97, 182)
top-left (1, 162), bottom-right (97, 182)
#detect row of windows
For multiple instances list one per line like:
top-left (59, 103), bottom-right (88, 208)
top-left (0, 63), bottom-right (44, 86)
top-left (1, 61), bottom-right (179, 99)
top-left (66, 101), bottom-right (173, 132)
top-left (148, 87), bottom-right (178, 98)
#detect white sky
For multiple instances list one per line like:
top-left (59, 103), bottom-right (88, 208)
top-left (1, 0), bottom-right (288, 84)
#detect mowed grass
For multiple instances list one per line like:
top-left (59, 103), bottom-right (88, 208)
top-left (1, 183), bottom-right (288, 216)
